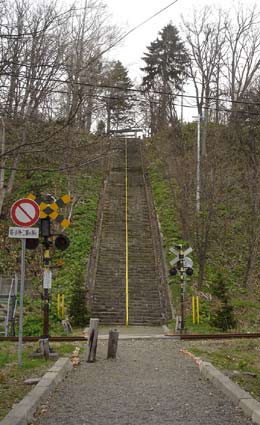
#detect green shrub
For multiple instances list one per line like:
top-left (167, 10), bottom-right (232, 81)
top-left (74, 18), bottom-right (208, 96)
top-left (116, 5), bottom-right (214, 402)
top-left (68, 279), bottom-right (90, 327)
top-left (210, 272), bottom-right (237, 331)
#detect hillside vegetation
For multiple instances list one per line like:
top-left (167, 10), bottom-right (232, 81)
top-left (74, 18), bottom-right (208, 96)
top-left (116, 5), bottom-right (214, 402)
top-left (0, 131), bottom-right (105, 335)
top-left (146, 122), bottom-right (260, 332)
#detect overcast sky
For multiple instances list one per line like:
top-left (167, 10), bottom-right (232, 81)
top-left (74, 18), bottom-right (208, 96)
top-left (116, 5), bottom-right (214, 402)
top-left (63, 0), bottom-right (258, 120)
top-left (106, 0), bottom-right (257, 81)
top-left (104, 0), bottom-right (258, 120)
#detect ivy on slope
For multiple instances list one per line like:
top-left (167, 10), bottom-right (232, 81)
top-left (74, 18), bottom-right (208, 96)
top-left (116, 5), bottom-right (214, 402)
top-left (148, 158), bottom-right (182, 259)
top-left (51, 174), bottom-right (102, 322)
top-left (147, 153), bottom-right (184, 311)
top-left (10, 171), bottom-right (102, 335)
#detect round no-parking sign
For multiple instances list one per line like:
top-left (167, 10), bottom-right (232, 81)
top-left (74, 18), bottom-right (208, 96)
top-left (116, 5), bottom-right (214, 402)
top-left (10, 198), bottom-right (40, 227)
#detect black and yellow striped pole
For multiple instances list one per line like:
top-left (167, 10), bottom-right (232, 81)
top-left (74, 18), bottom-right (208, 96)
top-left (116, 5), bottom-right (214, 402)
top-left (178, 245), bottom-right (185, 332)
top-left (42, 218), bottom-right (51, 339)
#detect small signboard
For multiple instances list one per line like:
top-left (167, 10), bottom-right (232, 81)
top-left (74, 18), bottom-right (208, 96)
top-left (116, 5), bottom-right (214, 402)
top-left (9, 227), bottom-right (39, 239)
top-left (43, 270), bottom-right (52, 289)
top-left (11, 198), bottom-right (40, 227)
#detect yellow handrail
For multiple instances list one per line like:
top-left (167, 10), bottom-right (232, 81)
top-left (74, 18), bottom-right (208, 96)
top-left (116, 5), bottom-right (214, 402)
top-left (125, 139), bottom-right (129, 327)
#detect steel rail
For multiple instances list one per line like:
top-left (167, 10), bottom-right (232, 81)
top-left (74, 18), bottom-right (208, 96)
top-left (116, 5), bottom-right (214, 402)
top-left (171, 332), bottom-right (260, 340)
top-left (0, 336), bottom-right (88, 342)
top-left (1, 333), bottom-right (260, 342)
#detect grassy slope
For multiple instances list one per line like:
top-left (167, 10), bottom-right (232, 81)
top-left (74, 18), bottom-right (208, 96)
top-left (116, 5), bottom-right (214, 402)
top-left (147, 147), bottom-right (196, 328)
top-left (187, 339), bottom-right (260, 401)
top-left (146, 138), bottom-right (260, 332)
top-left (0, 162), bottom-right (103, 335)
top-left (0, 143), bottom-right (103, 419)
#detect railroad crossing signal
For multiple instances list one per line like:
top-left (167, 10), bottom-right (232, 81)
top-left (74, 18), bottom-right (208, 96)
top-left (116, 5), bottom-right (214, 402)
top-left (169, 244), bottom-right (193, 333)
top-left (169, 246), bottom-right (193, 275)
top-left (170, 246), bottom-right (193, 266)
top-left (27, 193), bottom-right (71, 229)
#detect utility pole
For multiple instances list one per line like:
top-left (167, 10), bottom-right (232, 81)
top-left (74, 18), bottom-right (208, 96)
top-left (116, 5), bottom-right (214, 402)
top-left (181, 80), bottom-right (184, 124)
top-left (193, 115), bottom-right (201, 212)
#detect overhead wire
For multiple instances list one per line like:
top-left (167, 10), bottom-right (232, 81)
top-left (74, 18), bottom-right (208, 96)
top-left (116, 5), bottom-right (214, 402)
top-left (0, 0), bottom-right (183, 161)
top-left (0, 6), bottom-right (89, 39)
top-left (0, 1), bottom-right (180, 82)
top-left (1, 70), bottom-right (260, 109)
top-left (0, 0), bottom-right (259, 171)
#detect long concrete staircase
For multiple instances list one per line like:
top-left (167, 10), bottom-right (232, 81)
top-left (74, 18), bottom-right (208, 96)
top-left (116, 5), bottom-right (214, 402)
top-left (87, 139), bottom-right (171, 325)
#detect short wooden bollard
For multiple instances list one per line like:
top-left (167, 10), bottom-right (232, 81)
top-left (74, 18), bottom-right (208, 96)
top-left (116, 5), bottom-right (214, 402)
top-left (86, 318), bottom-right (99, 362)
top-left (107, 329), bottom-right (119, 359)
top-left (39, 338), bottom-right (50, 360)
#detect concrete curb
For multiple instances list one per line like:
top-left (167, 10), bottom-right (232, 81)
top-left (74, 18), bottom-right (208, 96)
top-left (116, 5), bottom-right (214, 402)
top-left (0, 357), bottom-right (73, 425)
top-left (198, 359), bottom-right (260, 424)
top-left (99, 334), bottom-right (179, 340)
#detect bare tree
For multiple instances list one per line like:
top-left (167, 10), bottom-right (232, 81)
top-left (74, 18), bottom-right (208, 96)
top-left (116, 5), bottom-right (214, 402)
top-left (224, 4), bottom-right (260, 108)
top-left (62, 0), bottom-right (119, 131)
top-left (0, 0), bottom-right (73, 214)
top-left (182, 6), bottom-right (227, 156)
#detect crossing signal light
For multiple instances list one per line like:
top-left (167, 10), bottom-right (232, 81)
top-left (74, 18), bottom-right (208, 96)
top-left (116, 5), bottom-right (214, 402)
top-left (55, 234), bottom-right (70, 251)
top-left (26, 238), bottom-right (40, 250)
top-left (186, 267), bottom-right (193, 276)
top-left (169, 267), bottom-right (178, 276)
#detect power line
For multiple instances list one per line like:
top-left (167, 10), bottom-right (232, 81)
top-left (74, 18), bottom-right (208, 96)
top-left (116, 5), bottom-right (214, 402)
top-left (1, 69), bottom-right (260, 108)
top-left (0, 0), bottom-right (181, 104)
top-left (0, 148), bottom-right (121, 173)
top-left (0, 6), bottom-right (87, 39)
top-left (57, 0), bottom-right (180, 79)
top-left (107, 0), bottom-right (179, 50)
top-left (1, 84), bottom-right (259, 120)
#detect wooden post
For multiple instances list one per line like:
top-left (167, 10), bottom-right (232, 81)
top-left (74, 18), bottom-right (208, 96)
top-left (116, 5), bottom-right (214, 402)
top-left (39, 338), bottom-right (50, 360)
top-left (86, 318), bottom-right (99, 363)
top-left (107, 329), bottom-right (119, 359)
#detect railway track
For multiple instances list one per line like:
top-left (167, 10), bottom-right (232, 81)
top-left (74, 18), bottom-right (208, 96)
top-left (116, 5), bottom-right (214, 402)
top-left (0, 336), bottom-right (88, 342)
top-left (1, 332), bottom-right (260, 342)
top-left (177, 332), bottom-right (260, 340)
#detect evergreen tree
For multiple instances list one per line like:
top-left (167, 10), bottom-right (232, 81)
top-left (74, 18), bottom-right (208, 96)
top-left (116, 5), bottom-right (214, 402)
top-left (141, 23), bottom-right (189, 132)
top-left (210, 272), bottom-right (236, 331)
top-left (102, 61), bottom-right (134, 133)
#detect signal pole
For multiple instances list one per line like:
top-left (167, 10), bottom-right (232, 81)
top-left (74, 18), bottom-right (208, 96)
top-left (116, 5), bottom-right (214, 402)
top-left (169, 245), bottom-right (193, 333)
top-left (43, 239), bottom-right (51, 339)
top-left (41, 218), bottom-right (51, 341)
top-left (178, 245), bottom-right (185, 332)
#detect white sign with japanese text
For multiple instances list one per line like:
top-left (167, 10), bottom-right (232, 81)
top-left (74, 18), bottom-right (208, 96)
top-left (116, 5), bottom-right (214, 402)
top-left (43, 270), bottom-right (52, 289)
top-left (9, 227), bottom-right (39, 239)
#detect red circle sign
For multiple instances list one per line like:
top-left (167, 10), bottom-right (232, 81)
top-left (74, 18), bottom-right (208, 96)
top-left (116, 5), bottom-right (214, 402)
top-left (10, 198), bottom-right (40, 227)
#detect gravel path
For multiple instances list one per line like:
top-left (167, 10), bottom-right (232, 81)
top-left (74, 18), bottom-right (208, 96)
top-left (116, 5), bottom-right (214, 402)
top-left (34, 340), bottom-right (253, 425)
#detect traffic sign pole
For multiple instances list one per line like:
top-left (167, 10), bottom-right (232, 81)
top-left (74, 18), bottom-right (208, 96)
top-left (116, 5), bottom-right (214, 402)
top-left (18, 239), bottom-right (26, 366)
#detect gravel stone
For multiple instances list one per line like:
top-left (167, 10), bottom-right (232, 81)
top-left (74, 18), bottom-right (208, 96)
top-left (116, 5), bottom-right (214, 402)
top-left (34, 340), bottom-right (253, 425)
